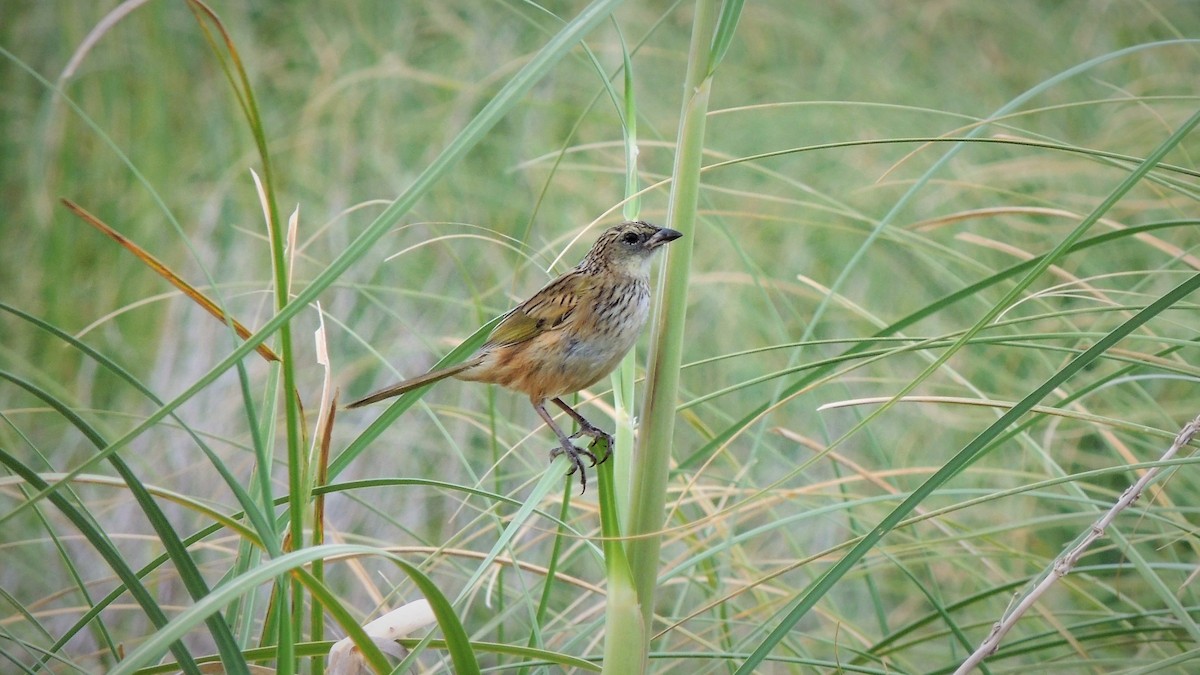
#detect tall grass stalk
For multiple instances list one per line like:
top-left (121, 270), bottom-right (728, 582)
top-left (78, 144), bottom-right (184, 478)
top-left (5, 4), bottom-right (1199, 673)
top-left (4, 1), bottom-right (624, 671)
top-left (6, 0), bottom-right (627, 533)
top-left (601, 20), bottom-right (647, 674)
top-left (624, 0), bottom-right (740, 665)
top-left (734, 96), bottom-right (1200, 675)
top-left (184, 16), bottom-right (302, 660)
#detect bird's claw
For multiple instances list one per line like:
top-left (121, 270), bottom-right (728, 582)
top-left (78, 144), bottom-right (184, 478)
top-left (568, 421), bottom-right (607, 440)
top-left (568, 426), bottom-right (613, 465)
top-left (551, 442), bottom-right (599, 493)
top-left (549, 420), bottom-right (615, 493)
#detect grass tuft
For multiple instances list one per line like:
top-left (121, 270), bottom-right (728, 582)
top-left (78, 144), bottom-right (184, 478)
top-left (2, 2), bottom-right (1199, 673)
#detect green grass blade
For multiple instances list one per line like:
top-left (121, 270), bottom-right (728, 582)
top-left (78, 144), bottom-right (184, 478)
top-left (1, 0), bottom-right (626, 530)
top-left (0, 301), bottom-right (276, 549)
top-left (0, 372), bottom-right (249, 674)
top-left (680, 217), bottom-right (1200, 470)
top-left (110, 544), bottom-right (479, 675)
top-left (596, 444), bottom-right (645, 674)
top-left (0, 444), bottom-right (200, 674)
top-left (734, 102), bottom-right (1200, 670)
top-left (331, 315), bottom-right (499, 479)
top-left (627, 0), bottom-right (721, 635)
top-left (706, 0), bottom-right (745, 75)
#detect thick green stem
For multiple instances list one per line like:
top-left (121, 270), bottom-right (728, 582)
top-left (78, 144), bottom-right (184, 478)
top-left (625, 0), bottom-right (717, 652)
top-left (603, 29), bottom-right (647, 672)
top-left (598, 448), bottom-right (646, 674)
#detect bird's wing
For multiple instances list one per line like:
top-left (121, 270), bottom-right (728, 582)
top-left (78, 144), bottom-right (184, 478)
top-left (485, 271), bottom-right (590, 347)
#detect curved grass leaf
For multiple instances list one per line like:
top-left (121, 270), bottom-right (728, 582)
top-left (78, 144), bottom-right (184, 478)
top-left (0, 442), bottom-right (201, 674)
top-left (110, 544), bottom-right (478, 675)
top-left (734, 103), bottom-right (1200, 671)
top-left (0, 372), bottom-right (249, 674)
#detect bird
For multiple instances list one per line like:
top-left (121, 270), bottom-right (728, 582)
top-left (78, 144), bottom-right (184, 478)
top-left (347, 221), bottom-right (683, 492)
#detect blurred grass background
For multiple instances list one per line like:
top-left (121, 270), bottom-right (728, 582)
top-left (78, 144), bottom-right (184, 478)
top-left (3, 1), bottom-right (1200, 672)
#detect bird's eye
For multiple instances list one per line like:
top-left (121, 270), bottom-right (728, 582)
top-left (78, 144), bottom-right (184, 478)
top-left (622, 232), bottom-right (640, 245)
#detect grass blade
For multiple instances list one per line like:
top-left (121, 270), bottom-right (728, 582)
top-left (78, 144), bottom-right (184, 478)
top-left (734, 104), bottom-right (1200, 672)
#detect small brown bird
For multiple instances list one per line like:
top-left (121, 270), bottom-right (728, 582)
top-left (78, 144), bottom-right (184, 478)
top-left (348, 221), bottom-right (682, 491)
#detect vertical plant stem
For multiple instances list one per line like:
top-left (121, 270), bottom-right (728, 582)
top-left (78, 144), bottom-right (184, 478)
top-left (614, 22), bottom-right (640, 516)
top-left (187, 4), bottom-right (302, 668)
top-left (597, 444), bottom-right (645, 675)
top-left (625, 0), bottom-right (718, 653)
top-left (613, 355), bottom-right (637, 514)
top-left (603, 30), bottom-right (646, 672)
top-left (518, 479), bottom-right (572, 675)
top-left (310, 398), bottom-right (334, 675)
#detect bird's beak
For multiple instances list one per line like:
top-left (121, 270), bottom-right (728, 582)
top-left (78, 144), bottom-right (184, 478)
top-left (647, 227), bottom-right (683, 248)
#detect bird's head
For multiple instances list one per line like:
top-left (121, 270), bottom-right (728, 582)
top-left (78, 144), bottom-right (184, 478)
top-left (582, 221), bottom-right (682, 277)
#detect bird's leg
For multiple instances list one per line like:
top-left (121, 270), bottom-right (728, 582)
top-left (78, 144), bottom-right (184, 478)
top-left (533, 399), bottom-right (596, 493)
top-left (551, 397), bottom-right (613, 464)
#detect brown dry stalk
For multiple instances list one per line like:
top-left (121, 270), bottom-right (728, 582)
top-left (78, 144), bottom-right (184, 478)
top-left (313, 391), bottom-right (336, 544)
top-left (61, 198), bottom-right (280, 363)
top-left (956, 412), bottom-right (1200, 673)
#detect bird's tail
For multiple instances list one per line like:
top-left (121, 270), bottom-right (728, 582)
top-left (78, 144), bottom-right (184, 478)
top-left (346, 358), bottom-right (481, 409)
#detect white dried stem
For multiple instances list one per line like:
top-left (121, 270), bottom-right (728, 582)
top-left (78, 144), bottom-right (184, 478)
top-left (955, 413), bottom-right (1200, 674)
top-left (327, 599), bottom-right (436, 675)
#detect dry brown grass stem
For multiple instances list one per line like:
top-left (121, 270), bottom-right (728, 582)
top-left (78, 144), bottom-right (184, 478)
top-left (955, 412), bottom-right (1200, 673)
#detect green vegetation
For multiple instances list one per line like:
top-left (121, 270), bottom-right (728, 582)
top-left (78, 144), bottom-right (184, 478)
top-left (2, 1), bottom-right (1199, 672)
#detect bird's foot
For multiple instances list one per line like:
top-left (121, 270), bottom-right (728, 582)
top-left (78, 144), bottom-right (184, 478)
top-left (568, 424), bottom-right (613, 465)
top-left (550, 441), bottom-right (598, 493)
